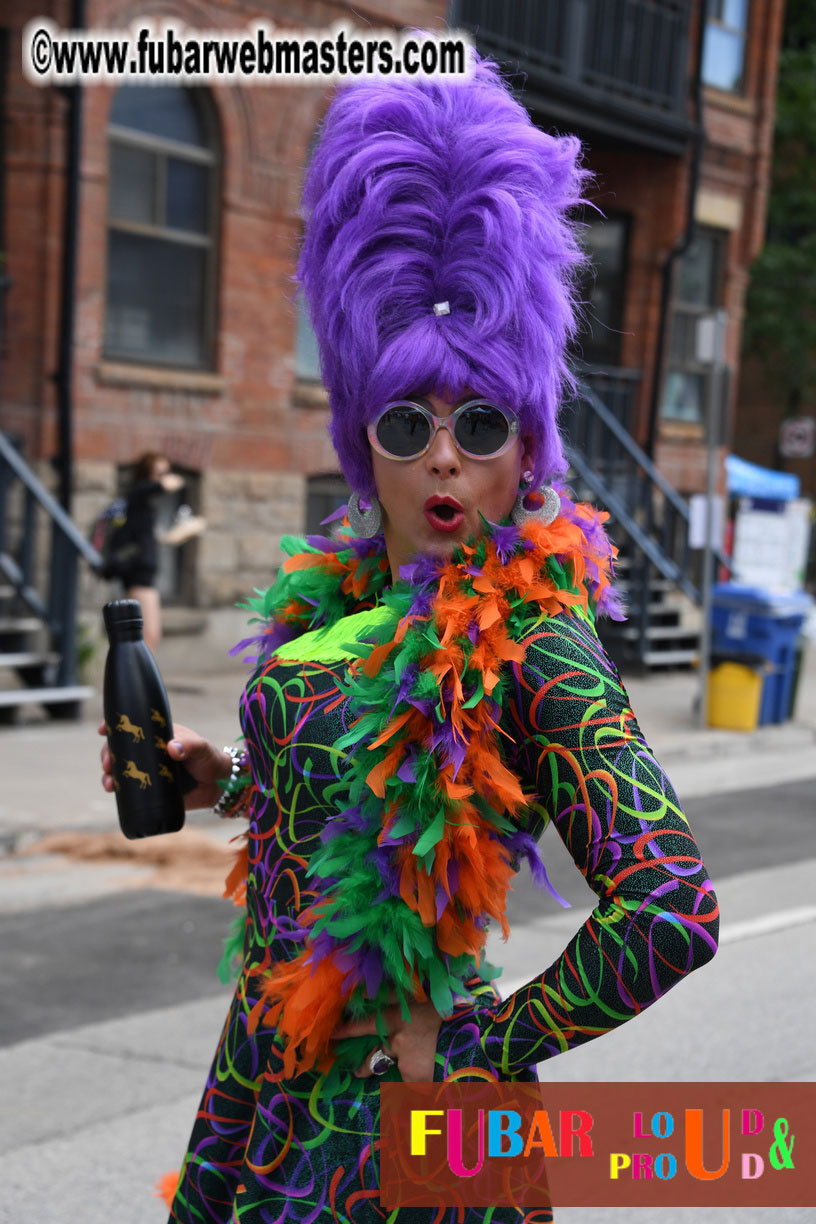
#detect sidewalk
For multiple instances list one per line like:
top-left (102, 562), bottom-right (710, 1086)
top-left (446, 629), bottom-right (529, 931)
top-left (1, 644), bottom-right (814, 900)
top-left (624, 641), bottom-right (816, 799)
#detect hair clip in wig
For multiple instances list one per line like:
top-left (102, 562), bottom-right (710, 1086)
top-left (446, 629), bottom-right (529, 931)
top-left (433, 301), bottom-right (450, 317)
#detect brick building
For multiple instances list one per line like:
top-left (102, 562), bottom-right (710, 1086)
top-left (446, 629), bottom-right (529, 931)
top-left (0, 0), bottom-right (786, 622)
top-left (736, 362), bottom-right (816, 500)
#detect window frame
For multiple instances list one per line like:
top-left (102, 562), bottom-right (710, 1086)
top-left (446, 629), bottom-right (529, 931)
top-left (660, 226), bottom-right (729, 425)
top-left (104, 90), bottom-right (220, 371)
top-left (305, 473), bottom-right (351, 536)
top-left (294, 282), bottom-right (323, 384)
top-left (576, 208), bottom-right (631, 369)
top-left (701, 0), bottom-right (751, 96)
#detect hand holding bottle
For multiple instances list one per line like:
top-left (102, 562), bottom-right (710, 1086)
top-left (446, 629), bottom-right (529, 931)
top-left (98, 720), bottom-right (233, 813)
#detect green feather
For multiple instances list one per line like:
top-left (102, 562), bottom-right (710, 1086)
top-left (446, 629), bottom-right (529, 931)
top-left (216, 913), bottom-right (246, 984)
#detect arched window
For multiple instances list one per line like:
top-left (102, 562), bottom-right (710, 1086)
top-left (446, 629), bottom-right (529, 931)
top-left (104, 86), bottom-right (220, 368)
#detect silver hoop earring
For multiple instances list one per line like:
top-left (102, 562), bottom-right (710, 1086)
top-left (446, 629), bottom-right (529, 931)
top-left (511, 484), bottom-right (560, 528)
top-left (347, 491), bottom-right (382, 538)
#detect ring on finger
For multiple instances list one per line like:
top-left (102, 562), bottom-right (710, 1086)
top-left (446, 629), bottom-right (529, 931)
top-left (369, 1046), bottom-right (397, 1076)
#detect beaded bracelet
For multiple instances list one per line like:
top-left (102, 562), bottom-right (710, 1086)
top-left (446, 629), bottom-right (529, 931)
top-left (214, 745), bottom-right (251, 817)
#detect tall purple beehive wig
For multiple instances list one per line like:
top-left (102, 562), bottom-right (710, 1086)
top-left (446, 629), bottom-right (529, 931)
top-left (297, 52), bottom-right (589, 495)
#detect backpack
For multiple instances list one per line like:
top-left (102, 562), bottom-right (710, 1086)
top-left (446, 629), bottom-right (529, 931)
top-left (90, 497), bottom-right (135, 580)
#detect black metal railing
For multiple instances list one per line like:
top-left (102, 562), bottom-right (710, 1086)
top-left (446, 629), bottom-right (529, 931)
top-left (452, 0), bottom-right (694, 153)
top-left (577, 364), bottom-right (640, 434)
top-left (563, 380), bottom-right (732, 661)
top-left (0, 430), bottom-right (102, 688)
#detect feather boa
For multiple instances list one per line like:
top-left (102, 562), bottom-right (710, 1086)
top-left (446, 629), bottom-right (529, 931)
top-left (231, 494), bottom-right (621, 1082)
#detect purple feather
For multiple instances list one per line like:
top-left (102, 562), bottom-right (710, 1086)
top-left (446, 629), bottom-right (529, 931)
top-left (333, 947), bottom-right (363, 975)
top-left (230, 620), bottom-right (299, 666)
top-left (390, 665), bottom-right (419, 719)
top-left (361, 947), bottom-right (384, 997)
top-left (485, 519), bottom-right (521, 564)
top-left (348, 535), bottom-right (385, 559)
top-left (400, 554), bottom-right (443, 589)
top-left (304, 534), bottom-right (343, 553)
top-left (397, 756), bottom-right (417, 784)
top-left (367, 845), bottom-right (402, 897)
top-left (507, 830), bottom-right (571, 908)
top-left (321, 504), bottom-right (348, 525)
top-left (430, 718), bottom-right (468, 778)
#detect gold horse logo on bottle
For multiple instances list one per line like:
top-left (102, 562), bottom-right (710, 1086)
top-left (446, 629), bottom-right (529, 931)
top-left (123, 760), bottom-right (152, 789)
top-left (116, 714), bottom-right (145, 743)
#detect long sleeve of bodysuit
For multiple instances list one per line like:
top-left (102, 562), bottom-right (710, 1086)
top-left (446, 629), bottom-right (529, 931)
top-left (433, 606), bottom-right (720, 1081)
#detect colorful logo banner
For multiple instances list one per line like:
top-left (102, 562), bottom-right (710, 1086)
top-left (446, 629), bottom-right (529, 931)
top-left (380, 1082), bottom-right (815, 1209)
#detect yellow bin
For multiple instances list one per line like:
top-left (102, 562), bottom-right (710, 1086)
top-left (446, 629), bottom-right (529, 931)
top-left (706, 661), bottom-right (763, 731)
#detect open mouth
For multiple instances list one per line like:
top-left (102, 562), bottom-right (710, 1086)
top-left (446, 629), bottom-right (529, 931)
top-left (433, 504), bottom-right (457, 522)
top-left (423, 498), bottom-right (465, 534)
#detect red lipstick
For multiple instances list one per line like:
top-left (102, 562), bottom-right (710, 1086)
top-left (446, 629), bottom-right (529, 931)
top-left (423, 495), bottom-right (464, 534)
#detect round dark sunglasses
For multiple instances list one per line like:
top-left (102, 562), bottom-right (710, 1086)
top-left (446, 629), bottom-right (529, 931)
top-left (367, 399), bottom-right (520, 461)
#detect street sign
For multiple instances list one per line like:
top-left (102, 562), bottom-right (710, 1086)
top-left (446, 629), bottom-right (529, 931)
top-left (779, 416), bottom-right (815, 459)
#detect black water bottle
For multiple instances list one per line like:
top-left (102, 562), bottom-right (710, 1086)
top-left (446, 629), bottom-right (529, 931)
top-left (103, 599), bottom-right (186, 838)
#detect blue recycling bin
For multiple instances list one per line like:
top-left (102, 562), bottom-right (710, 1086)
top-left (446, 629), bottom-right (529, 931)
top-left (710, 585), bottom-right (813, 725)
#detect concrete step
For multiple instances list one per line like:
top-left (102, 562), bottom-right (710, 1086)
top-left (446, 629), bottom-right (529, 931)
top-left (0, 684), bottom-right (95, 716)
top-left (0, 617), bottom-right (41, 634)
top-left (607, 599), bottom-right (697, 627)
top-left (641, 647), bottom-right (699, 667)
top-left (614, 577), bottom-right (676, 596)
top-left (0, 651), bottom-right (60, 670)
top-left (621, 623), bottom-right (699, 642)
top-left (623, 599), bottom-right (690, 620)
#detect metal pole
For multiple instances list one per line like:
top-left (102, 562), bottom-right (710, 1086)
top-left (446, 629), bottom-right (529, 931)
top-left (697, 309), bottom-right (728, 728)
top-left (54, 0), bottom-right (85, 512)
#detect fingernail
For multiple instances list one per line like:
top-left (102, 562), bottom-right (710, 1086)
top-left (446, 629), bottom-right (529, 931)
top-left (170, 741), bottom-right (184, 757)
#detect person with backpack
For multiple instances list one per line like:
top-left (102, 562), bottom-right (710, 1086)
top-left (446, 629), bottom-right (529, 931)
top-left (106, 452), bottom-right (200, 651)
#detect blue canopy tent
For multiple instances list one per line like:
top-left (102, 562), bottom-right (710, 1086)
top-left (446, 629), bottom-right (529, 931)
top-left (725, 454), bottom-right (801, 502)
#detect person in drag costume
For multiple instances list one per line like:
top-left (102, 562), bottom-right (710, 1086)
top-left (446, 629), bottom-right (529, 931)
top-left (102, 51), bottom-right (719, 1224)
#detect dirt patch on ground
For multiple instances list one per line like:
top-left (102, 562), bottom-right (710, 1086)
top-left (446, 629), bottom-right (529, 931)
top-left (25, 827), bottom-right (246, 897)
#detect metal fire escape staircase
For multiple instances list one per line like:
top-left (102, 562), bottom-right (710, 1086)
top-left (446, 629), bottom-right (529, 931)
top-left (0, 431), bottom-right (101, 721)
top-left (564, 379), bottom-right (731, 669)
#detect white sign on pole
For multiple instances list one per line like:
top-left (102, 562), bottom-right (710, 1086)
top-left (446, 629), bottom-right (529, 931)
top-left (688, 493), bottom-right (725, 549)
top-left (695, 312), bottom-right (728, 364)
top-left (731, 497), bottom-right (813, 591)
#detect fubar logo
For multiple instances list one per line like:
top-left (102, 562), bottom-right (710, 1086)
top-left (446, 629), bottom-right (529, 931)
top-left (380, 1082), bottom-right (815, 1211)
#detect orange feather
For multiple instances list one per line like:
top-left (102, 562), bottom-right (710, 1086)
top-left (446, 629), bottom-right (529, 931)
top-left (154, 1170), bottom-right (181, 1207)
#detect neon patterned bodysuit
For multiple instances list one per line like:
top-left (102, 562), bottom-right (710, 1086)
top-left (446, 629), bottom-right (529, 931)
top-left (169, 510), bottom-right (719, 1223)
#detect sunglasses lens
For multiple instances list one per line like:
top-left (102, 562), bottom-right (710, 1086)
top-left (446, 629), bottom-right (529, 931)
top-left (375, 406), bottom-right (431, 457)
top-left (455, 403), bottom-right (512, 456)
